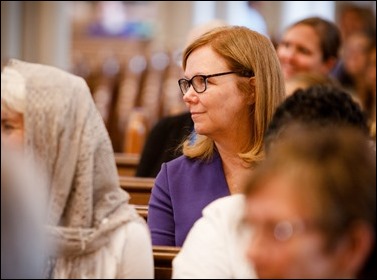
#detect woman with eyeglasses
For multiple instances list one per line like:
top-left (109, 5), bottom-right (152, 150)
top-left (244, 125), bottom-right (375, 279)
top-left (172, 84), bottom-right (372, 278)
top-left (147, 25), bottom-right (285, 247)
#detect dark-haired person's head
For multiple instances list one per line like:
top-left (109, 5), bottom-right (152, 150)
top-left (277, 17), bottom-right (341, 80)
top-left (265, 85), bottom-right (369, 153)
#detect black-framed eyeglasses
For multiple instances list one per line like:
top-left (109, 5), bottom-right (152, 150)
top-left (178, 70), bottom-right (254, 95)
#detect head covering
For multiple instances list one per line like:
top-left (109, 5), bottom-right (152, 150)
top-left (1, 66), bottom-right (26, 113)
top-left (3, 59), bottom-right (141, 259)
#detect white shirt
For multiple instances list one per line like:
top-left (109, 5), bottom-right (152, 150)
top-left (172, 194), bottom-right (256, 279)
top-left (53, 220), bottom-right (154, 279)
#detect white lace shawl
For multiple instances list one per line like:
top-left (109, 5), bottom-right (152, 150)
top-left (5, 59), bottom-right (143, 267)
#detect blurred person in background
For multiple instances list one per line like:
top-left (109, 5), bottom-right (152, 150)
top-left (1, 59), bottom-right (154, 279)
top-left (366, 45), bottom-right (376, 140)
top-left (335, 31), bottom-right (376, 126)
top-left (264, 85), bottom-right (370, 153)
top-left (244, 124), bottom-right (375, 279)
top-left (333, 2), bottom-right (375, 129)
top-left (336, 2), bottom-right (376, 43)
top-left (1, 149), bottom-right (47, 279)
top-left (277, 17), bottom-right (341, 81)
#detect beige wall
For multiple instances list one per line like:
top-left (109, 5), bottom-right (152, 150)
top-left (2, 1), bottom-right (71, 70)
top-left (2, 1), bottom-right (376, 69)
top-left (154, 1), bottom-right (194, 51)
top-left (1, 1), bottom-right (23, 66)
top-left (1, 1), bottom-right (194, 69)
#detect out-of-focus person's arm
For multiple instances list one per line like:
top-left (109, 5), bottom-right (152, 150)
top-left (118, 220), bottom-right (154, 278)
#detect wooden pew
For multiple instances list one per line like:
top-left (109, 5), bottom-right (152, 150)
top-left (134, 204), bottom-right (148, 220)
top-left (119, 175), bottom-right (154, 205)
top-left (153, 246), bottom-right (181, 279)
top-left (115, 153), bottom-right (140, 176)
top-left (119, 177), bottom-right (178, 278)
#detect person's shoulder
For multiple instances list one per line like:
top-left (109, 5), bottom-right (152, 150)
top-left (160, 155), bottom-right (194, 175)
top-left (202, 194), bottom-right (245, 223)
top-left (112, 218), bottom-right (151, 248)
top-left (156, 154), bottom-right (225, 190)
top-left (203, 194), bottom-right (245, 213)
top-left (165, 154), bottom-right (196, 166)
top-left (164, 153), bottom-right (221, 171)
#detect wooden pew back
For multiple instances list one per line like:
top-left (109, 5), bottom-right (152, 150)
top-left (115, 153), bottom-right (140, 176)
top-left (119, 177), bottom-right (178, 278)
top-left (153, 246), bottom-right (180, 279)
top-left (119, 175), bottom-right (154, 205)
top-left (134, 204), bottom-right (148, 220)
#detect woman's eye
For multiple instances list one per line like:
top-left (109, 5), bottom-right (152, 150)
top-left (1, 122), bottom-right (15, 132)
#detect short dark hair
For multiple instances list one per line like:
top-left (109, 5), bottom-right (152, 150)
top-left (265, 85), bottom-right (369, 152)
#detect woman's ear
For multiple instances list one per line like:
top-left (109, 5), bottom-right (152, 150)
top-left (335, 222), bottom-right (375, 277)
top-left (322, 57), bottom-right (338, 74)
top-left (247, 78), bottom-right (256, 105)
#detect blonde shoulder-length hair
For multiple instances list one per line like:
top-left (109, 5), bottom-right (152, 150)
top-left (181, 26), bottom-right (285, 165)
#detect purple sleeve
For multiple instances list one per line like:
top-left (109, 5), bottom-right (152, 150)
top-left (147, 163), bottom-right (176, 246)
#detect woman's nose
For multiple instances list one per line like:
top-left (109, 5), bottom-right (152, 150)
top-left (182, 87), bottom-right (199, 103)
top-left (284, 47), bottom-right (297, 62)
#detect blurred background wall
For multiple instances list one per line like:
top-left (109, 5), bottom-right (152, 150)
top-left (2, 1), bottom-right (375, 69)
top-left (1, 1), bottom-right (375, 154)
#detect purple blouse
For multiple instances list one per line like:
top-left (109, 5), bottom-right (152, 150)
top-left (147, 152), bottom-right (230, 246)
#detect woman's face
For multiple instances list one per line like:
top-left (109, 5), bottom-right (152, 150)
top-left (277, 24), bottom-right (329, 80)
top-left (342, 33), bottom-right (372, 77)
top-left (244, 174), bottom-right (349, 279)
top-left (1, 105), bottom-right (24, 152)
top-left (182, 46), bottom-right (252, 140)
